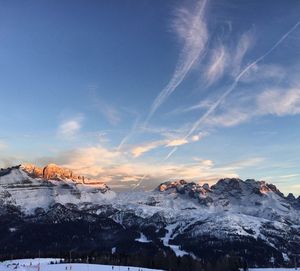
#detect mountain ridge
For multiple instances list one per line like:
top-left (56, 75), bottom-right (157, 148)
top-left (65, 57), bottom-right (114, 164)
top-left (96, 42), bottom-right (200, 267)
top-left (0, 164), bottom-right (300, 267)
top-left (22, 163), bottom-right (104, 186)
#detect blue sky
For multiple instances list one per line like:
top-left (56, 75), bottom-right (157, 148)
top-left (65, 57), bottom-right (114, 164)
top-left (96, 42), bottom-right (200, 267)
top-left (1, 0), bottom-right (300, 194)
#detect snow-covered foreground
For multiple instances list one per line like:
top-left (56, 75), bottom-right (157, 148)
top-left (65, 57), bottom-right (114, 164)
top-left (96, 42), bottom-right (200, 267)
top-left (250, 269), bottom-right (298, 271)
top-left (0, 259), bottom-right (163, 271)
top-left (1, 259), bottom-right (298, 271)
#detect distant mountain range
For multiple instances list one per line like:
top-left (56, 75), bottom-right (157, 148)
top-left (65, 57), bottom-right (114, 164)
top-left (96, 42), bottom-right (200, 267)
top-left (0, 164), bottom-right (299, 269)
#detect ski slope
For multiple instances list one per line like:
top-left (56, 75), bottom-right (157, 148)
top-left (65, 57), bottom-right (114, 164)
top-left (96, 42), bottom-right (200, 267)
top-left (0, 259), bottom-right (163, 271)
top-left (1, 258), bottom-right (298, 271)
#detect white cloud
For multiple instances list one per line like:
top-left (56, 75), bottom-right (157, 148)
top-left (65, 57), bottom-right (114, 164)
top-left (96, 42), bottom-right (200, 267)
top-left (131, 140), bottom-right (165, 158)
top-left (35, 143), bottom-right (268, 191)
top-left (58, 117), bottom-right (82, 138)
top-left (131, 133), bottom-right (206, 158)
top-left (59, 149), bottom-right (237, 187)
top-left (240, 64), bottom-right (286, 83)
top-left (166, 138), bottom-right (188, 147)
top-left (191, 132), bottom-right (207, 142)
top-left (257, 87), bottom-right (300, 116)
top-left (56, 146), bottom-right (120, 176)
top-left (193, 157), bottom-right (214, 167)
top-left (202, 86), bottom-right (300, 128)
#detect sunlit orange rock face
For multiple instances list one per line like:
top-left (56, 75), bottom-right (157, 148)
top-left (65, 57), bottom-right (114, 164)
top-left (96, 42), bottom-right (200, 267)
top-left (23, 164), bottom-right (43, 178)
top-left (43, 163), bottom-right (73, 179)
top-left (23, 163), bottom-right (86, 183)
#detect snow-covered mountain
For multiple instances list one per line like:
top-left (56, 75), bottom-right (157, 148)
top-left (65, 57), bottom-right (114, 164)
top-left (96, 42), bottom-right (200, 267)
top-left (0, 165), bottom-right (299, 268)
top-left (0, 165), bottom-right (115, 214)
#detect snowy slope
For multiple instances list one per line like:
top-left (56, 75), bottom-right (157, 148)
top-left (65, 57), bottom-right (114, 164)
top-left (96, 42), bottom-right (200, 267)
top-left (1, 167), bottom-right (300, 267)
top-left (105, 180), bottom-right (300, 264)
top-left (250, 269), bottom-right (297, 271)
top-left (0, 259), bottom-right (163, 271)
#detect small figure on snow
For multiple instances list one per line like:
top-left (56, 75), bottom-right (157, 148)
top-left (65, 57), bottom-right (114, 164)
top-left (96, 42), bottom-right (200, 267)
top-left (242, 259), bottom-right (248, 271)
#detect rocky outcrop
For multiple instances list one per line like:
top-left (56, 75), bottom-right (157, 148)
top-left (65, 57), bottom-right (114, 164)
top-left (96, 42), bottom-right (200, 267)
top-left (43, 163), bottom-right (73, 179)
top-left (286, 192), bottom-right (300, 209)
top-left (157, 178), bottom-right (298, 214)
top-left (23, 164), bottom-right (43, 178)
top-left (23, 163), bottom-right (88, 184)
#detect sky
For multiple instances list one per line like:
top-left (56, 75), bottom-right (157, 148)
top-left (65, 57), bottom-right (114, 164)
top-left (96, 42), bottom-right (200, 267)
top-left (1, 0), bottom-right (300, 195)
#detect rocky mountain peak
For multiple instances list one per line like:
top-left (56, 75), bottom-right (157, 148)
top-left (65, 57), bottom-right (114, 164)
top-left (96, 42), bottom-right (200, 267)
top-left (157, 178), bottom-right (289, 209)
top-left (211, 178), bottom-right (243, 192)
top-left (287, 192), bottom-right (296, 201)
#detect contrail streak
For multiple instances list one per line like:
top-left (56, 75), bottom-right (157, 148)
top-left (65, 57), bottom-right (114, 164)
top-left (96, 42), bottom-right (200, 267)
top-left (117, 115), bottom-right (140, 150)
top-left (145, 0), bottom-right (208, 125)
top-left (132, 174), bottom-right (147, 190)
top-left (133, 0), bottom-right (209, 189)
top-left (164, 147), bottom-right (178, 161)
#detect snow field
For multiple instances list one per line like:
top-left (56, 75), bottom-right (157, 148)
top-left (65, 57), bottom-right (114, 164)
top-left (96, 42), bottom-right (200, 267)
top-left (0, 259), bottom-right (163, 271)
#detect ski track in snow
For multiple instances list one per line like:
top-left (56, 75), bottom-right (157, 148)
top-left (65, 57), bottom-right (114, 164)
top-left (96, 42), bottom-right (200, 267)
top-left (161, 222), bottom-right (191, 258)
top-left (135, 232), bottom-right (152, 243)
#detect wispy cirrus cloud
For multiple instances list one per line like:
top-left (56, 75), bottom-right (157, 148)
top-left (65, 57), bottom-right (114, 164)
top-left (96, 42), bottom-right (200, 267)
top-left (204, 45), bottom-right (228, 86)
top-left (184, 19), bottom-right (300, 138)
top-left (240, 63), bottom-right (286, 83)
top-left (161, 21), bottom-right (300, 162)
top-left (164, 31), bottom-right (254, 118)
top-left (201, 86), bottom-right (300, 128)
top-left (89, 86), bottom-right (121, 125)
top-left (257, 87), bottom-right (300, 116)
top-left (231, 31), bottom-right (254, 76)
top-left (94, 99), bottom-right (121, 125)
top-left (146, 0), bottom-right (209, 122)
